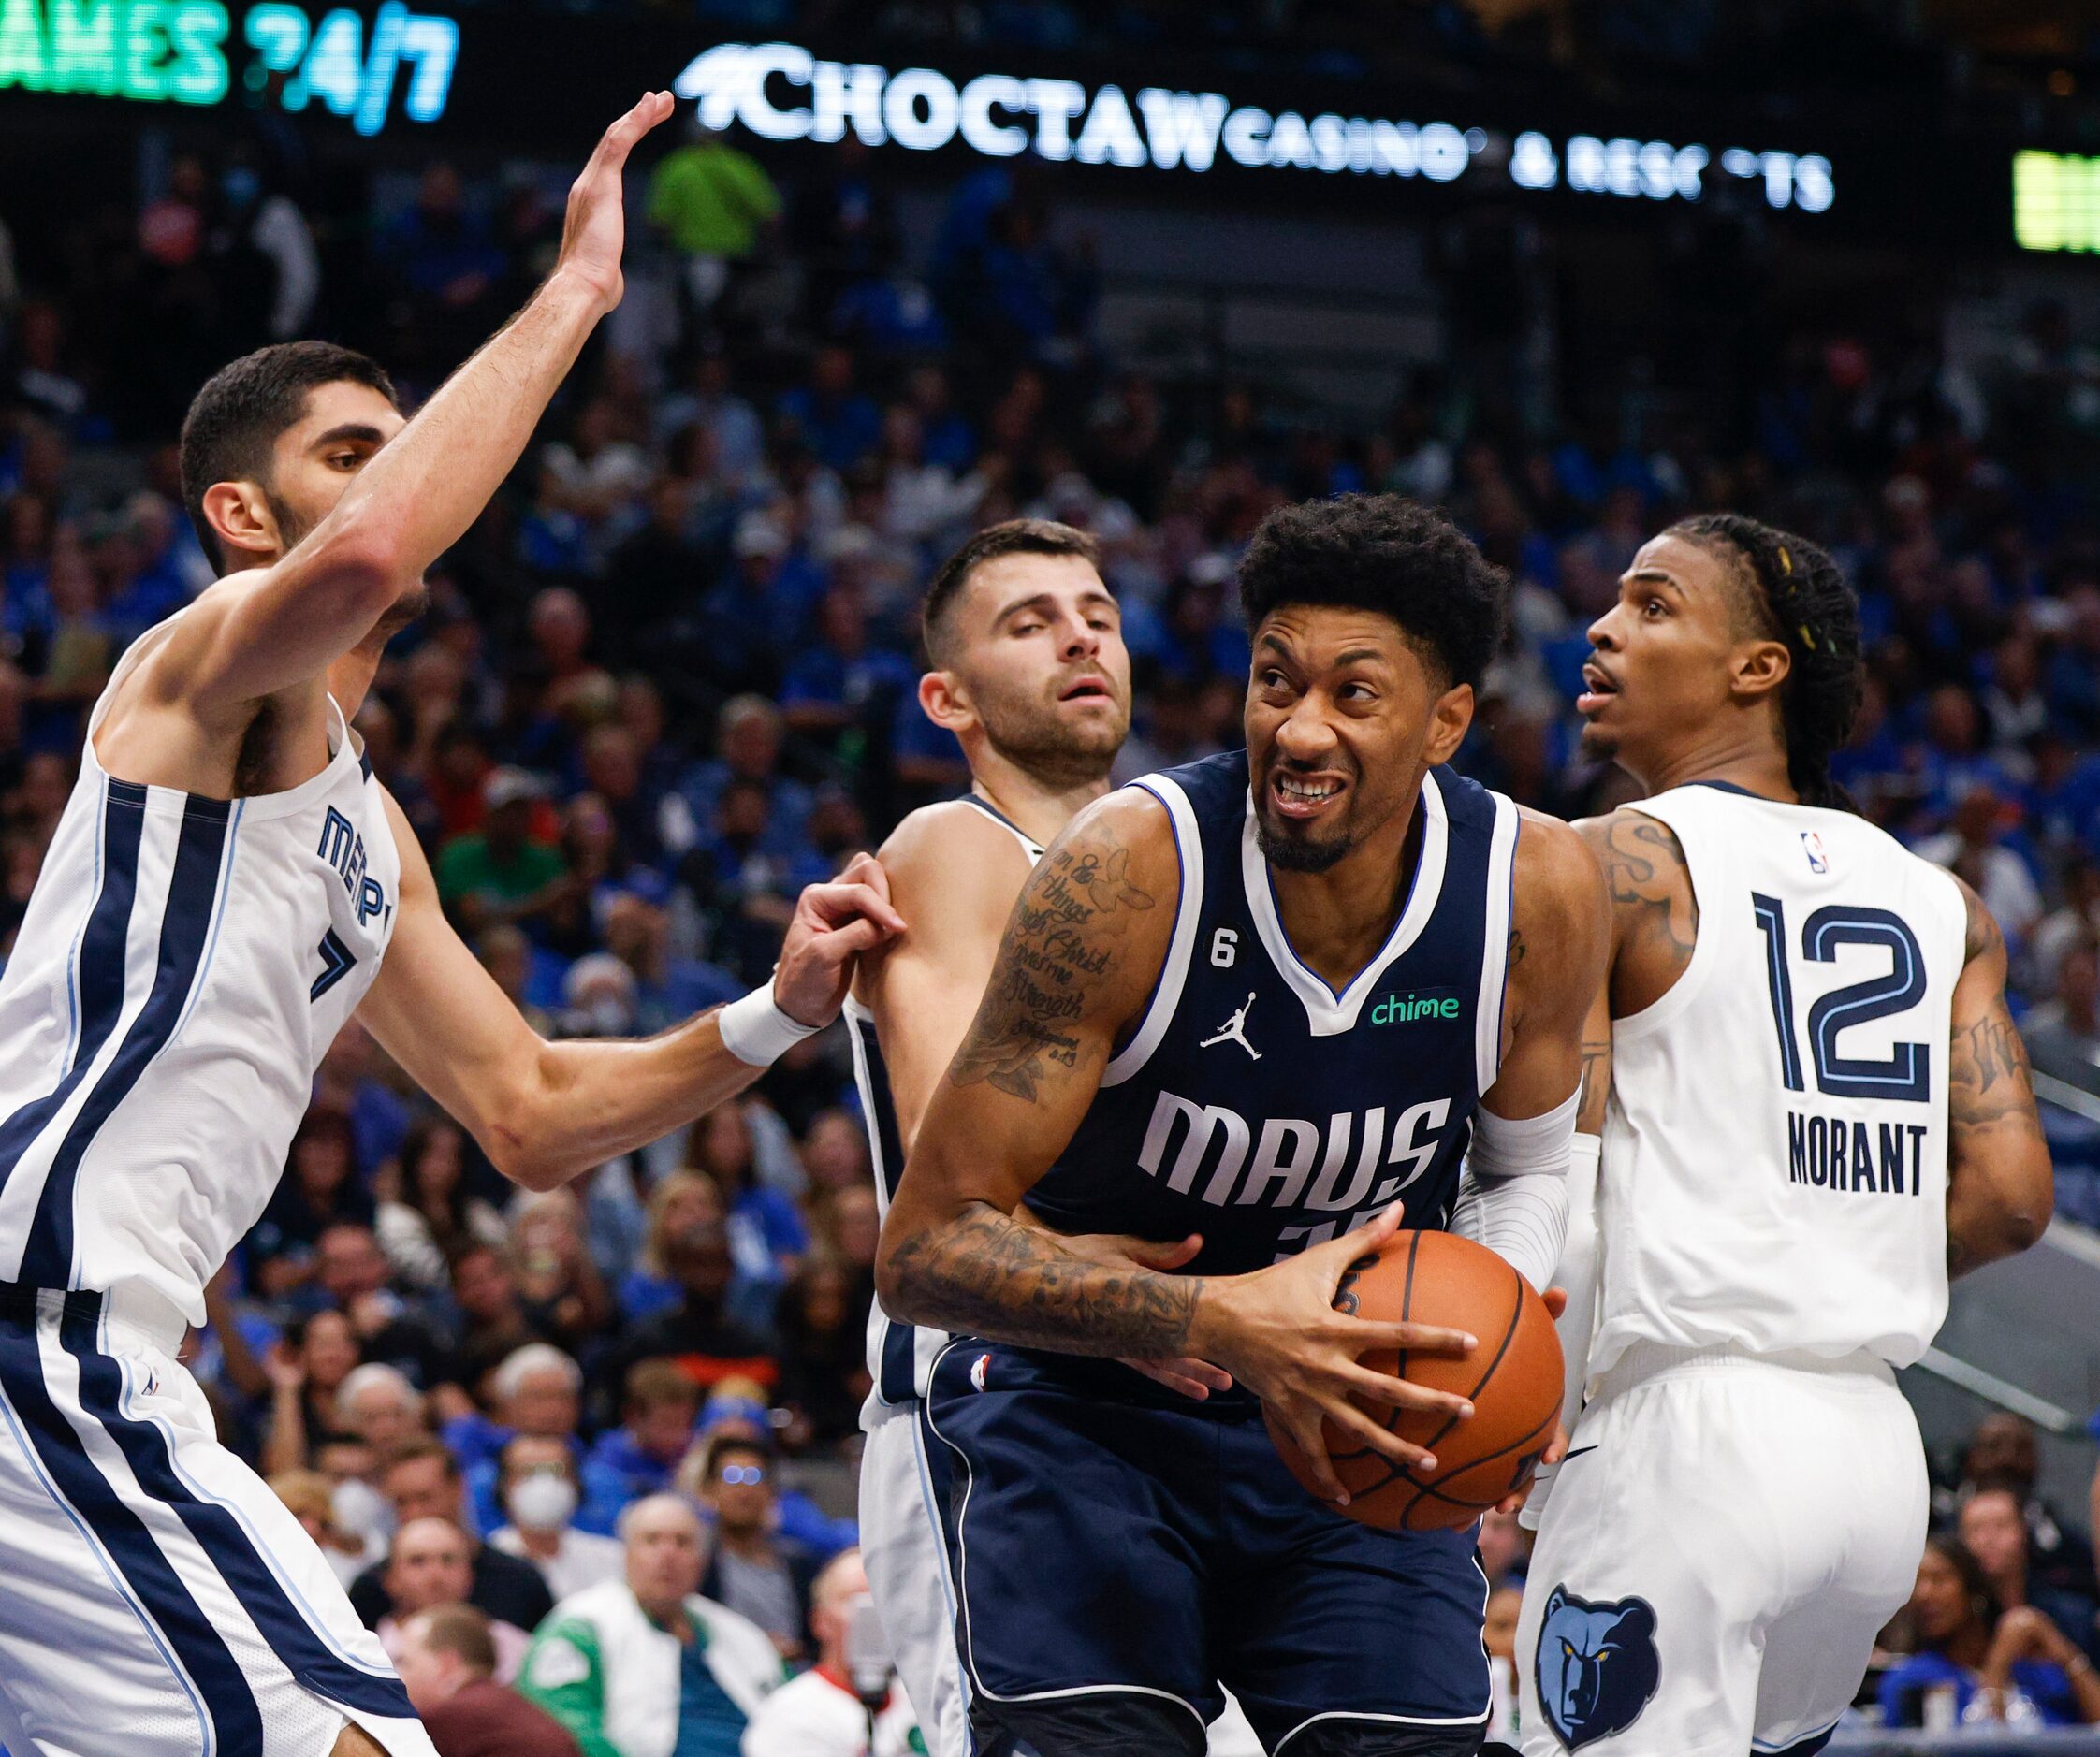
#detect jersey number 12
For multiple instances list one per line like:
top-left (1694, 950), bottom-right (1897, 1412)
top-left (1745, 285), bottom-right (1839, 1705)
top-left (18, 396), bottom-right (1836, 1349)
top-left (1751, 895), bottom-right (1929, 1102)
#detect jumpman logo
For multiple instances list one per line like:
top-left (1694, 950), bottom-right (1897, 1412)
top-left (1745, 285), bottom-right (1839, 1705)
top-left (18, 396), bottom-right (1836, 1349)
top-left (1202, 992), bottom-right (1262, 1060)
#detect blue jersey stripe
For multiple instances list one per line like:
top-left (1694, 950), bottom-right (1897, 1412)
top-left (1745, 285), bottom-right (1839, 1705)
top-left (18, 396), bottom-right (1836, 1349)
top-left (0, 1311), bottom-right (258, 1753)
top-left (0, 778), bottom-right (147, 1208)
top-left (20, 796), bottom-right (229, 1288)
top-left (59, 1303), bottom-right (417, 1719)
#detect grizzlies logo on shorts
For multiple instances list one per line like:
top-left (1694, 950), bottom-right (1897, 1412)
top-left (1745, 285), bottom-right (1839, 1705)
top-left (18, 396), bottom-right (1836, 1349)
top-left (1534, 1586), bottom-right (1660, 1751)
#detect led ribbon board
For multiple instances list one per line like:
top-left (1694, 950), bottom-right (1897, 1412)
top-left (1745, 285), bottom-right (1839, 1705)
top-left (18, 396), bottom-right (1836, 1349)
top-left (674, 40), bottom-right (1836, 212)
top-left (0, 0), bottom-right (456, 135)
top-left (2014, 150), bottom-right (2100, 254)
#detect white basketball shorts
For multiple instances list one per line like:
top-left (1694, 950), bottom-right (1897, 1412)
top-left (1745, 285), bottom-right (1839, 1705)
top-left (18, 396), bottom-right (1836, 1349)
top-left (0, 1285), bottom-right (437, 1757)
top-left (1517, 1342), bottom-right (1927, 1757)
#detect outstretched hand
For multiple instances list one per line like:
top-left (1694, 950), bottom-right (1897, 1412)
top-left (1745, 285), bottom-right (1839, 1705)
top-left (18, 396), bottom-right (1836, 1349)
top-left (557, 91), bottom-right (677, 315)
top-left (774, 852), bottom-right (909, 1028)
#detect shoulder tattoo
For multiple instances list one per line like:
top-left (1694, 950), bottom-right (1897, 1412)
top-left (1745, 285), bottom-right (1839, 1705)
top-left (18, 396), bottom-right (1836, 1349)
top-left (948, 828), bottom-right (1156, 1104)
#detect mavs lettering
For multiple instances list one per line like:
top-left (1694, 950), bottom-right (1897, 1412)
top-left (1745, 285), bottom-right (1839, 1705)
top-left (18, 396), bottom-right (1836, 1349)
top-left (1136, 1090), bottom-right (1449, 1246)
top-left (317, 806), bottom-right (389, 927)
top-left (1786, 1111), bottom-right (1928, 1196)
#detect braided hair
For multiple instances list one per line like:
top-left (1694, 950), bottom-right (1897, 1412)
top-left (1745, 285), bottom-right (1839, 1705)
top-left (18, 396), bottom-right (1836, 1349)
top-left (1668, 513), bottom-right (1864, 810)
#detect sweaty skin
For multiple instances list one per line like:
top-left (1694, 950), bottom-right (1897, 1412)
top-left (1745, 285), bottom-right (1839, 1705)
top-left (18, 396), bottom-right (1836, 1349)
top-left (880, 603), bottom-right (1610, 1501)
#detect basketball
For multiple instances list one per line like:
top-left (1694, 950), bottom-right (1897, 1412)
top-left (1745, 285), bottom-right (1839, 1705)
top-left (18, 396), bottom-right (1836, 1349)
top-left (1266, 1230), bottom-right (1563, 1532)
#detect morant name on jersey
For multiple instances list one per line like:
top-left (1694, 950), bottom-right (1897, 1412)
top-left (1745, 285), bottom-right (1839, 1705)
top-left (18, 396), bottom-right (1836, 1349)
top-left (1591, 781), bottom-right (1968, 1374)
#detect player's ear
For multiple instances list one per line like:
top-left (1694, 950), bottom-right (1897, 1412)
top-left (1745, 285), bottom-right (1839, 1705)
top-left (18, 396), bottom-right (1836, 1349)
top-left (1422, 681), bottom-right (1473, 766)
top-left (1728, 637), bottom-right (1792, 707)
top-left (919, 668), bottom-right (976, 734)
top-left (201, 480), bottom-right (280, 567)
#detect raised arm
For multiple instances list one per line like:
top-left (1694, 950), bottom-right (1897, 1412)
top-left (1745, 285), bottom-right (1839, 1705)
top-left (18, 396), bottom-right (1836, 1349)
top-left (157, 93), bottom-right (675, 716)
top-left (1945, 878), bottom-right (2053, 1277)
top-left (358, 791), bottom-right (902, 1191)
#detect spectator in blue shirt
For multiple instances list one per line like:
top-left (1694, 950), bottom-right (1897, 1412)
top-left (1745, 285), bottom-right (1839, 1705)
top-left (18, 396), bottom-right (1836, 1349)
top-left (678, 694), bottom-right (814, 865)
top-left (1880, 1537), bottom-right (2100, 1728)
top-left (776, 345), bottom-right (882, 473)
top-left (780, 585), bottom-right (915, 752)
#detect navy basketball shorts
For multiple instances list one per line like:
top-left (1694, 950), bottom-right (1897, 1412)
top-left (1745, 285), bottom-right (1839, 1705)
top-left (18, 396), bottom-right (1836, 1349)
top-left (921, 1340), bottom-right (1492, 1754)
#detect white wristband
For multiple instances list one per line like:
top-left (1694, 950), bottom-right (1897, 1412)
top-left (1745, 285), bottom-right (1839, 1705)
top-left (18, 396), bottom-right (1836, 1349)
top-left (716, 982), bottom-right (823, 1067)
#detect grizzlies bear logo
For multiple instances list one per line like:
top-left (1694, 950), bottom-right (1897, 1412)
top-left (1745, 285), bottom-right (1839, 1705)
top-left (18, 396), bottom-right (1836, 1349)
top-left (1534, 1585), bottom-right (1661, 1750)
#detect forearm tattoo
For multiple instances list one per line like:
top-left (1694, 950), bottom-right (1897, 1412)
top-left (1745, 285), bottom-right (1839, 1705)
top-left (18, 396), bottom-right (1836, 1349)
top-left (884, 1201), bottom-right (1198, 1355)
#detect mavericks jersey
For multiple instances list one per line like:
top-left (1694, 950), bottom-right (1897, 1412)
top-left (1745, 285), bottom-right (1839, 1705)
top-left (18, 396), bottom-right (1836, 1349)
top-left (850, 795), bottom-right (1044, 1410)
top-left (1591, 782), bottom-right (1966, 1375)
top-left (0, 619), bottom-right (399, 1329)
top-left (1028, 750), bottom-right (1518, 1279)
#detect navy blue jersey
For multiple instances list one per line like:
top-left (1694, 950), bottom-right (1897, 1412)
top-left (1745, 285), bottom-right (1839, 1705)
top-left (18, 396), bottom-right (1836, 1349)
top-left (1025, 750), bottom-right (1520, 1276)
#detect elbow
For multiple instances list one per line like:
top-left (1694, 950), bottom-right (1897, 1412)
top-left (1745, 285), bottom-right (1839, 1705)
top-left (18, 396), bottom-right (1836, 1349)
top-left (873, 1215), bottom-right (926, 1325)
top-left (2002, 1204), bottom-right (2049, 1256)
top-left (487, 1132), bottom-right (574, 1194)
top-left (310, 512), bottom-right (409, 624)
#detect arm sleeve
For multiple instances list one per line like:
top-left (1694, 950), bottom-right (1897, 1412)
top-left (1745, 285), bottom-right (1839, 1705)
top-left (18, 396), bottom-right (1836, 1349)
top-left (1518, 1131), bottom-right (1601, 1532)
top-left (1448, 1089), bottom-right (1579, 1294)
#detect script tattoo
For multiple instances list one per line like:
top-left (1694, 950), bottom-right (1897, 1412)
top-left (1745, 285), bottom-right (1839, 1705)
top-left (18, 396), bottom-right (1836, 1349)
top-left (1945, 878), bottom-right (2050, 1277)
top-left (1949, 883), bottom-right (2044, 1137)
top-left (884, 1202), bottom-right (1199, 1355)
top-left (947, 831), bottom-right (1154, 1103)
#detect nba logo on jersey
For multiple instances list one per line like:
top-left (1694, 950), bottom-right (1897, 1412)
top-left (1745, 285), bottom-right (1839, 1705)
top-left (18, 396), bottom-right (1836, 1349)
top-left (1800, 830), bottom-right (1830, 875)
top-left (970, 1353), bottom-right (992, 1392)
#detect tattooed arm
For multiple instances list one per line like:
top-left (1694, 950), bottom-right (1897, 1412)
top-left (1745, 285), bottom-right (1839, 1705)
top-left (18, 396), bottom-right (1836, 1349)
top-left (876, 789), bottom-right (1195, 1354)
top-left (877, 791), bottom-right (1477, 1501)
top-left (1579, 806), bottom-right (1698, 1019)
top-left (1944, 878), bottom-right (2052, 1278)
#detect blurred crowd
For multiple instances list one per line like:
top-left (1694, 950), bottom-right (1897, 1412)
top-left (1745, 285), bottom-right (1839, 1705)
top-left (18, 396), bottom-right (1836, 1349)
top-left (7, 55), bottom-right (2100, 1751)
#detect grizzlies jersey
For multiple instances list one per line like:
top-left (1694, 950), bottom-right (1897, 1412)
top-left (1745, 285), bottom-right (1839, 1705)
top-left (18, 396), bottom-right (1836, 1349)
top-left (1027, 750), bottom-right (1520, 1278)
top-left (1590, 782), bottom-right (1967, 1375)
top-left (0, 617), bottom-right (399, 1329)
top-left (851, 795), bottom-right (1044, 1411)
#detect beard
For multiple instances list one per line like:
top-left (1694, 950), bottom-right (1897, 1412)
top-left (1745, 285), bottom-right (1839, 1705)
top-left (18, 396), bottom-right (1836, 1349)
top-left (1252, 805), bottom-right (1352, 873)
top-left (977, 685), bottom-right (1127, 789)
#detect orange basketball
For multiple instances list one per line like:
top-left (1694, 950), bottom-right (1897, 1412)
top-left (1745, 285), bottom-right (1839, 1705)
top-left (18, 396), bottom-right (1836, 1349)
top-left (1265, 1229), bottom-right (1563, 1532)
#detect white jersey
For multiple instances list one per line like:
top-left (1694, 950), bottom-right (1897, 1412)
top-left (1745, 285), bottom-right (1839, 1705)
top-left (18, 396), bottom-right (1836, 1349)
top-left (0, 619), bottom-right (399, 1328)
top-left (741, 1665), bottom-right (922, 1757)
top-left (1591, 782), bottom-right (1966, 1374)
top-left (849, 795), bottom-right (1042, 1415)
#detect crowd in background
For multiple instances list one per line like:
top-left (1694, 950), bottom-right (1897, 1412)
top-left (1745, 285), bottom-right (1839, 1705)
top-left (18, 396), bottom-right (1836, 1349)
top-left (7, 36), bottom-right (2100, 1744)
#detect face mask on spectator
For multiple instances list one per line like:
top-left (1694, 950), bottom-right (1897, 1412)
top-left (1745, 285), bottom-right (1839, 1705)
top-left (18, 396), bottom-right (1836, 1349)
top-left (508, 1470), bottom-right (578, 1532)
top-left (332, 1476), bottom-right (394, 1546)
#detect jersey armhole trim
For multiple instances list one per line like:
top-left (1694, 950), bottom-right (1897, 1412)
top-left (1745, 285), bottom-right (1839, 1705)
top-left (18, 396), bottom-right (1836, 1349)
top-left (1474, 792), bottom-right (1520, 1096)
top-left (1101, 777), bottom-right (1201, 1089)
top-left (1608, 799), bottom-right (1721, 1045)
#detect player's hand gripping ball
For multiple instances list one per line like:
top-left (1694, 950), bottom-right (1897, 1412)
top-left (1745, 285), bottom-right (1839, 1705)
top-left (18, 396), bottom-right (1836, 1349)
top-left (1266, 1230), bottom-right (1563, 1531)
